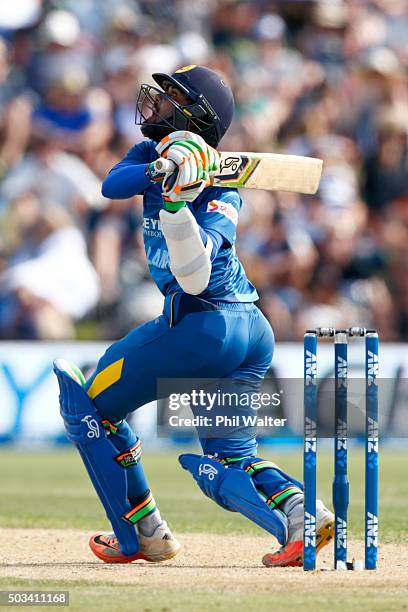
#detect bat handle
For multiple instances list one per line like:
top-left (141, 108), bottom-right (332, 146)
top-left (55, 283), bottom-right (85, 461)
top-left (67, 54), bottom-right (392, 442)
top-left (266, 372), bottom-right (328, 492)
top-left (154, 157), bottom-right (177, 174)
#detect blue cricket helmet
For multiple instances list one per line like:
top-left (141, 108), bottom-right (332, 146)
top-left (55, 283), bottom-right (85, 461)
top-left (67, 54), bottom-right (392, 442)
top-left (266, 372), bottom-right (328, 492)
top-left (151, 65), bottom-right (235, 146)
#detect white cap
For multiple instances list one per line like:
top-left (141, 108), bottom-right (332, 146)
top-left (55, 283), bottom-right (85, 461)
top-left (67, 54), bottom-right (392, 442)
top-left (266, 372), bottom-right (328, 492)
top-left (42, 10), bottom-right (80, 47)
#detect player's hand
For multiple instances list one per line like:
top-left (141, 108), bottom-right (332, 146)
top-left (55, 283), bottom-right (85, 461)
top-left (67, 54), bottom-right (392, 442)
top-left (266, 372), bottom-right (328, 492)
top-left (158, 140), bottom-right (210, 203)
top-left (155, 132), bottom-right (220, 203)
top-left (156, 131), bottom-right (220, 174)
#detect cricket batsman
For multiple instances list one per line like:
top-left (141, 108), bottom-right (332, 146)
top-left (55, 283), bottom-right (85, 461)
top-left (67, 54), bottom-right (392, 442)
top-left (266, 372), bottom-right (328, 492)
top-left (54, 65), bottom-right (334, 567)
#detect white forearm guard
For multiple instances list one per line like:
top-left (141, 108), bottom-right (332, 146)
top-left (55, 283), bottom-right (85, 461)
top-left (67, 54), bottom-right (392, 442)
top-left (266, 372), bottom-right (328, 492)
top-left (159, 207), bottom-right (212, 295)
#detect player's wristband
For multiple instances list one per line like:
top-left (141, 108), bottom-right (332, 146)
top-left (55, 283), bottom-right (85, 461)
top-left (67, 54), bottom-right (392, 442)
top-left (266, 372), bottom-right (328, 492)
top-left (163, 197), bottom-right (186, 213)
top-left (146, 162), bottom-right (165, 183)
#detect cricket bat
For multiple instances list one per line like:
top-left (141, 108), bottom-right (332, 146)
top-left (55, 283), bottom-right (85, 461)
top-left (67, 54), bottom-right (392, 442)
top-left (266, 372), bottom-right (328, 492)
top-left (154, 152), bottom-right (323, 195)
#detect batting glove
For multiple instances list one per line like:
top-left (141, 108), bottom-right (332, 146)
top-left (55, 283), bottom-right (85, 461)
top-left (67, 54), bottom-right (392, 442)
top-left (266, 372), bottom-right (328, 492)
top-left (155, 131), bottom-right (220, 204)
top-left (156, 131), bottom-right (220, 174)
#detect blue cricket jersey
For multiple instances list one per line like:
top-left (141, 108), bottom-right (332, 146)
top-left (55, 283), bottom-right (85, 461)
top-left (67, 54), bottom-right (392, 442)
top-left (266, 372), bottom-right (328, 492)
top-left (102, 140), bottom-right (258, 303)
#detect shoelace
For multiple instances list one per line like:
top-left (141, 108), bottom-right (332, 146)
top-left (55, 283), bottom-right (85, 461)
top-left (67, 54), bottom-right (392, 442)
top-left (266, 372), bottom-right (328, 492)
top-left (105, 534), bottom-right (118, 547)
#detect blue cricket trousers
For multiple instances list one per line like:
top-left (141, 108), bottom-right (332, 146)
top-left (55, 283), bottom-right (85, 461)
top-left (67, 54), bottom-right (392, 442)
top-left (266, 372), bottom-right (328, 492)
top-left (86, 292), bottom-right (274, 457)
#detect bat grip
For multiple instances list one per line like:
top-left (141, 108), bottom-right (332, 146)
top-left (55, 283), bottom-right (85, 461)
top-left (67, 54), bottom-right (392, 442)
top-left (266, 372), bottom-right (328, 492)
top-left (154, 157), bottom-right (177, 174)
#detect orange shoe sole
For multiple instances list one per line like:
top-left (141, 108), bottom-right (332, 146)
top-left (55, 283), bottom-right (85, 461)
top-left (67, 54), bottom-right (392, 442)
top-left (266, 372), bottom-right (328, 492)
top-left (89, 535), bottom-right (150, 564)
top-left (262, 518), bottom-right (334, 568)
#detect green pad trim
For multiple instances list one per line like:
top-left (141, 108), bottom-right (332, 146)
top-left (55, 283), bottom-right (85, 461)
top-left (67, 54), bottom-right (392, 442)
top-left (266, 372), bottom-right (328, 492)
top-left (123, 493), bottom-right (156, 524)
top-left (244, 460), bottom-right (279, 476)
top-left (114, 440), bottom-right (142, 468)
top-left (263, 486), bottom-right (303, 509)
top-left (219, 456), bottom-right (253, 465)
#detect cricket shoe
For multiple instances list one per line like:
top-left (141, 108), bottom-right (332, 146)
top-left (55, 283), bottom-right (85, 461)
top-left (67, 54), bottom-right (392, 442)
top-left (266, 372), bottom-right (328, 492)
top-left (89, 521), bottom-right (181, 564)
top-left (262, 498), bottom-right (334, 568)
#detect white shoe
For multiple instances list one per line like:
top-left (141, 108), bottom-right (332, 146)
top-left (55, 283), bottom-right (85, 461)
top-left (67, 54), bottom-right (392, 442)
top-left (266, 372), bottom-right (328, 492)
top-left (285, 498), bottom-right (334, 542)
top-left (89, 521), bottom-right (181, 564)
top-left (139, 520), bottom-right (181, 562)
top-left (262, 497), bottom-right (334, 568)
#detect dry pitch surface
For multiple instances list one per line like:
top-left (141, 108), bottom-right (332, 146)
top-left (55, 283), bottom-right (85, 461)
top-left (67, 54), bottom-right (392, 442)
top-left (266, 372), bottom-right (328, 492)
top-left (1, 529), bottom-right (408, 612)
top-left (2, 449), bottom-right (407, 611)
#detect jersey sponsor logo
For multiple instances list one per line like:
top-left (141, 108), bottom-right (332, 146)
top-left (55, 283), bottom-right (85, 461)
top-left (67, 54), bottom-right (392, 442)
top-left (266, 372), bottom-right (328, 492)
top-left (143, 217), bottom-right (162, 237)
top-left (146, 245), bottom-right (170, 270)
top-left (207, 200), bottom-right (238, 225)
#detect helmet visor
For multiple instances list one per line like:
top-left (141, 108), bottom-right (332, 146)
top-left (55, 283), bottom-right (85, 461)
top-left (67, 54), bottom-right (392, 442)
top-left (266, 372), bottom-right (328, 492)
top-left (135, 83), bottom-right (221, 144)
top-left (135, 84), bottom-right (175, 128)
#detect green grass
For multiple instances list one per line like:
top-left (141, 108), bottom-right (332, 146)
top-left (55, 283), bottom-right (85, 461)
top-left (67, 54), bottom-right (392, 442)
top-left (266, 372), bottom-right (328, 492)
top-left (1, 447), bottom-right (407, 611)
top-left (0, 577), bottom-right (407, 612)
top-left (1, 447), bottom-right (407, 541)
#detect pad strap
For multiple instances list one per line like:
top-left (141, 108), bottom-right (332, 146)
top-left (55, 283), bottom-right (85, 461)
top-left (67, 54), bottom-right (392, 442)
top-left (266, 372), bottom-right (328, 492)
top-left (179, 453), bottom-right (288, 544)
top-left (219, 456), bottom-right (302, 509)
top-left (101, 419), bottom-right (123, 435)
top-left (218, 456), bottom-right (253, 465)
top-left (243, 458), bottom-right (303, 507)
top-left (244, 459), bottom-right (280, 475)
top-left (124, 491), bottom-right (157, 524)
top-left (262, 486), bottom-right (303, 509)
top-left (114, 440), bottom-right (142, 468)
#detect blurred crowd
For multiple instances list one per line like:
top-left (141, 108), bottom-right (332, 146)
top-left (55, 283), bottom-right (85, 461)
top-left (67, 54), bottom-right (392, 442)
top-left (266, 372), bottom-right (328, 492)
top-left (0, 0), bottom-right (407, 341)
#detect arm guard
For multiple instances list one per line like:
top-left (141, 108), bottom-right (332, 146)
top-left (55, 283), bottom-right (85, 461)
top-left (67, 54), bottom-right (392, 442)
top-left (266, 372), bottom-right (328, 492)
top-left (159, 206), bottom-right (212, 295)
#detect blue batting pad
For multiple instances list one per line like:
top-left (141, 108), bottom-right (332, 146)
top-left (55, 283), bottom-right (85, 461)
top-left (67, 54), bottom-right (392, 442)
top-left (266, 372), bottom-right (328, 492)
top-left (179, 453), bottom-right (287, 544)
top-left (54, 360), bottom-right (139, 556)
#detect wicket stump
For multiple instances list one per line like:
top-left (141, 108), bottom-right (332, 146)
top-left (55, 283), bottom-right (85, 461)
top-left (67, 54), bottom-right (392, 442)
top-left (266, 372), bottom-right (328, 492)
top-left (303, 327), bottom-right (379, 571)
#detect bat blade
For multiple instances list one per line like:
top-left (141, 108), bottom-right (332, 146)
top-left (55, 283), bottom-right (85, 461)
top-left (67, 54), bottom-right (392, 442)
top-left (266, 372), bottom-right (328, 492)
top-left (154, 152), bottom-right (323, 194)
top-left (213, 153), bottom-right (323, 194)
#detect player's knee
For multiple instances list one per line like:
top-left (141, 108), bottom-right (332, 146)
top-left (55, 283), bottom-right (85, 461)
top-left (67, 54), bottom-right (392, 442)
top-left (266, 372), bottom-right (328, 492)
top-left (54, 358), bottom-right (105, 445)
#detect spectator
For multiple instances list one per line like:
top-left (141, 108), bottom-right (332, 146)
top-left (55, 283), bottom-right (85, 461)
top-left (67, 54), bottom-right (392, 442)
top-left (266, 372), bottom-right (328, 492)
top-left (0, 0), bottom-right (406, 341)
top-left (0, 37), bottom-right (31, 178)
top-left (0, 194), bottom-right (100, 339)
